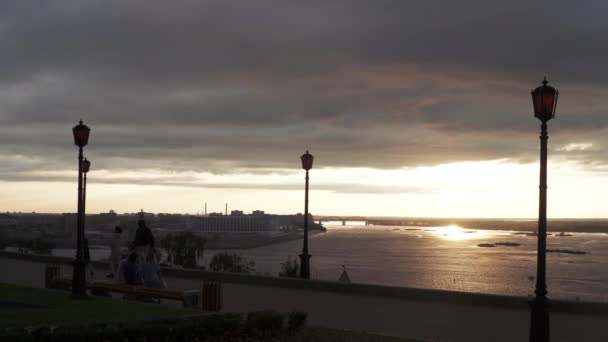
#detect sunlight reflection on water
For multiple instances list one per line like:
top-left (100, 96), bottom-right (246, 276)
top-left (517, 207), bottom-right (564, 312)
top-left (232, 225), bottom-right (608, 302)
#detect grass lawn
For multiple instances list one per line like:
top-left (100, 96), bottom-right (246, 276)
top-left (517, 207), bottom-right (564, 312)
top-left (0, 283), bottom-right (198, 328)
top-left (0, 284), bottom-right (428, 341)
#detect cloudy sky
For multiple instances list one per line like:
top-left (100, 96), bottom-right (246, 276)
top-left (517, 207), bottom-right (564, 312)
top-left (1, 1), bottom-right (607, 217)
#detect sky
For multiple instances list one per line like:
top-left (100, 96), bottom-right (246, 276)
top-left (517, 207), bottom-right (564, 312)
top-left (1, 1), bottom-right (608, 218)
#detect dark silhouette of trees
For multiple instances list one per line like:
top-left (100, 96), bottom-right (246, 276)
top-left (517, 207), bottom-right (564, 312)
top-left (279, 256), bottom-right (299, 278)
top-left (209, 252), bottom-right (255, 273)
top-left (160, 232), bottom-right (206, 268)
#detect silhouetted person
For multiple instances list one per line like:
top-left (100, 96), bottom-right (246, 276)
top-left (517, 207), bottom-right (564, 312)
top-left (141, 251), bottom-right (165, 288)
top-left (121, 252), bottom-right (143, 286)
top-left (132, 220), bottom-right (155, 263)
top-left (107, 226), bottom-right (123, 278)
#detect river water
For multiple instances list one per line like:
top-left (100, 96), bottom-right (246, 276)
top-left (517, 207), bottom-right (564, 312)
top-left (52, 222), bottom-right (608, 302)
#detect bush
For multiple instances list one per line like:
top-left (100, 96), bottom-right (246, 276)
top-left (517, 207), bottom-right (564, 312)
top-left (287, 311), bottom-right (308, 335)
top-left (160, 232), bottom-right (206, 268)
top-left (0, 311), bottom-right (306, 341)
top-left (209, 252), bottom-right (255, 273)
top-left (279, 256), bottom-right (299, 278)
top-left (246, 310), bottom-right (284, 338)
top-left (201, 313), bottom-right (243, 337)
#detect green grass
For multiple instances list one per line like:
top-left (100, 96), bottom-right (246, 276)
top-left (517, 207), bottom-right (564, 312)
top-left (0, 284), bottom-right (428, 341)
top-left (0, 283), bottom-right (198, 328)
top-left (294, 327), bottom-right (428, 342)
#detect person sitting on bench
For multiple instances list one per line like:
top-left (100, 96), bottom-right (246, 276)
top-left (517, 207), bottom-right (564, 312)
top-left (141, 251), bottom-right (166, 288)
top-left (121, 252), bottom-right (143, 286)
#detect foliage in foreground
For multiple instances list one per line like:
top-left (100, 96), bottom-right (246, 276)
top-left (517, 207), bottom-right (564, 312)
top-left (209, 251), bottom-right (256, 273)
top-left (292, 327), bottom-right (425, 342)
top-left (0, 311), bottom-right (308, 342)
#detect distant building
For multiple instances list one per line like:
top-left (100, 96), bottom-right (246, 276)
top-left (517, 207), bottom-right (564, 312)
top-left (99, 210), bottom-right (117, 217)
top-left (191, 210), bottom-right (321, 233)
top-left (195, 214), bottom-right (278, 233)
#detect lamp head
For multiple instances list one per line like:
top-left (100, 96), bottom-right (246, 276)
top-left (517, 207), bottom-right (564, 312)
top-left (531, 77), bottom-right (558, 122)
top-left (72, 119), bottom-right (90, 147)
top-left (301, 150), bottom-right (314, 171)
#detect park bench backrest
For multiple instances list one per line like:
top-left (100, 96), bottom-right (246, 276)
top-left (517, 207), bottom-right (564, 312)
top-left (43, 264), bottom-right (222, 311)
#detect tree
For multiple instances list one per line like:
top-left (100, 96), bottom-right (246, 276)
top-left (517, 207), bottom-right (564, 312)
top-left (160, 232), bottom-right (206, 268)
top-left (209, 252), bottom-right (255, 273)
top-left (279, 256), bottom-right (299, 278)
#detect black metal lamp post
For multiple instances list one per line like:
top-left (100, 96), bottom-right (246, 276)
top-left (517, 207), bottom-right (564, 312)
top-left (529, 77), bottom-right (558, 342)
top-left (299, 150), bottom-right (314, 279)
top-left (72, 120), bottom-right (90, 299)
top-left (81, 158), bottom-right (91, 233)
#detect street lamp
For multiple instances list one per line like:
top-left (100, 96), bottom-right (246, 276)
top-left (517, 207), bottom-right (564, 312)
top-left (529, 77), bottom-right (558, 342)
top-left (299, 150), bottom-right (314, 279)
top-left (72, 120), bottom-right (90, 299)
top-left (81, 157), bottom-right (91, 234)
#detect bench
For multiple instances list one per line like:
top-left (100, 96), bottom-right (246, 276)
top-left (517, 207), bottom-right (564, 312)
top-left (44, 264), bottom-right (220, 310)
top-left (89, 281), bottom-right (194, 305)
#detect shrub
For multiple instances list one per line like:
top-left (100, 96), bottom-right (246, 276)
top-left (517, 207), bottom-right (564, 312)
top-left (0, 311), bottom-right (305, 341)
top-left (160, 232), bottom-right (206, 268)
top-left (246, 310), bottom-right (284, 338)
top-left (201, 313), bottom-right (243, 337)
top-left (287, 311), bottom-right (308, 335)
top-left (208, 252), bottom-right (255, 273)
top-left (279, 255), bottom-right (299, 278)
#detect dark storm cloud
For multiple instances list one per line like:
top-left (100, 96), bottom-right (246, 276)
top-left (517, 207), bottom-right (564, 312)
top-left (1, 0), bottom-right (608, 187)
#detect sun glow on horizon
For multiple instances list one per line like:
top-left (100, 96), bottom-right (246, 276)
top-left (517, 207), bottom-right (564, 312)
top-left (434, 225), bottom-right (481, 240)
top-left (1, 158), bottom-right (607, 218)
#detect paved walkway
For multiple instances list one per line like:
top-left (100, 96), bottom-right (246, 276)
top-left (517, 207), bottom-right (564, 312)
top-left (1, 257), bottom-right (606, 342)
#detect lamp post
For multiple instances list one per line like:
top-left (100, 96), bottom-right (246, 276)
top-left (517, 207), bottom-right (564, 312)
top-left (72, 120), bottom-right (90, 299)
top-left (299, 150), bottom-right (314, 279)
top-left (81, 158), bottom-right (91, 232)
top-left (529, 77), bottom-right (558, 342)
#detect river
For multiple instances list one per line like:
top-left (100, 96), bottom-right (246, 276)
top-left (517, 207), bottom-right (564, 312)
top-left (51, 222), bottom-right (608, 302)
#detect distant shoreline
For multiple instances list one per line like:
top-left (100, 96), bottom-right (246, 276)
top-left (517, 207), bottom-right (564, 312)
top-left (9, 230), bottom-right (326, 251)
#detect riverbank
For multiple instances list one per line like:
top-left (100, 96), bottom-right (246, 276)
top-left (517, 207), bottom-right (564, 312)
top-left (16, 230), bottom-right (325, 250)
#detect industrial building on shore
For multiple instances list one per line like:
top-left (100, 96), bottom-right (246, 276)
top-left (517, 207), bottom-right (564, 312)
top-left (188, 210), bottom-right (321, 233)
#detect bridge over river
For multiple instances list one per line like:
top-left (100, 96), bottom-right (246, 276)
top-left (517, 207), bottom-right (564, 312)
top-left (315, 216), bottom-right (375, 226)
top-left (314, 216), bottom-right (450, 227)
